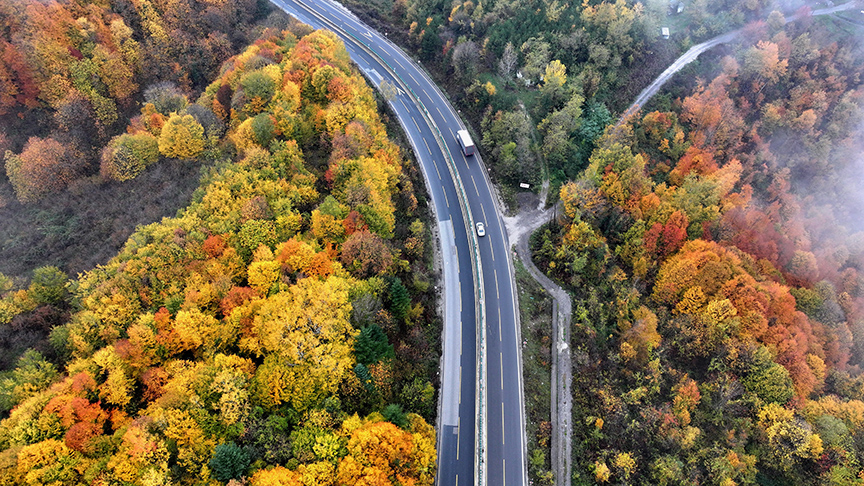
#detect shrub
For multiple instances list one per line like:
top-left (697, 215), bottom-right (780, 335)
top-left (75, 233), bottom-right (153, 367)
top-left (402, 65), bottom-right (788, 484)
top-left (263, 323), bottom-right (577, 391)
top-left (100, 133), bottom-right (160, 181)
top-left (28, 266), bottom-right (68, 306)
top-left (158, 114), bottom-right (205, 159)
top-left (144, 82), bottom-right (188, 115)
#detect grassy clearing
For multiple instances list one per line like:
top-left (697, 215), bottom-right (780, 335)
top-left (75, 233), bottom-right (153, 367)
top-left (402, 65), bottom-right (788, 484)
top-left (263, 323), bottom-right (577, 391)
top-left (0, 159), bottom-right (205, 280)
top-left (515, 257), bottom-right (554, 485)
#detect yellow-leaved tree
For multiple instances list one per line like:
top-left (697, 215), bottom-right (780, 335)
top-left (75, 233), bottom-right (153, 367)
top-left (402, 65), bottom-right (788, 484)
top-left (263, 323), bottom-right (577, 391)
top-left (158, 113), bottom-right (205, 159)
top-left (250, 465), bottom-right (301, 485)
top-left (336, 413), bottom-right (436, 485)
top-left (15, 439), bottom-right (81, 485)
top-left (242, 276), bottom-right (356, 411)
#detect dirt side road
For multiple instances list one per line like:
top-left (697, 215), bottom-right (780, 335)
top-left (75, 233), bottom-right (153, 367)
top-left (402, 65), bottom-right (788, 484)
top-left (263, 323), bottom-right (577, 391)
top-left (503, 188), bottom-right (573, 486)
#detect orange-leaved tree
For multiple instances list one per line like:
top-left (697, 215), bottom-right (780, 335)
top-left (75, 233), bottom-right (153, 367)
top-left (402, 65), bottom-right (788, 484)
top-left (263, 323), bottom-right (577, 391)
top-left (4, 137), bottom-right (81, 202)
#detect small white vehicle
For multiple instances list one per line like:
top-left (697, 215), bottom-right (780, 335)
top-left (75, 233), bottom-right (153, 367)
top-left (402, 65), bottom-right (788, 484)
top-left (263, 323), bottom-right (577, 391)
top-left (476, 222), bottom-right (485, 237)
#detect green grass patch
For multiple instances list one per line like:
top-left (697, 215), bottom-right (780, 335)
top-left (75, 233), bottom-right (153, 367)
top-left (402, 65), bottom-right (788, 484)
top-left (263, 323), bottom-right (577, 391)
top-left (515, 257), bottom-right (554, 485)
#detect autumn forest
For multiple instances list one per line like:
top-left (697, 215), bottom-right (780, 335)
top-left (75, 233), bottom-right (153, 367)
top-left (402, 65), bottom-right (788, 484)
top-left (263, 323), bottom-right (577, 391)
top-left (3, 0), bottom-right (864, 484)
top-left (1, 0), bottom-right (439, 484)
top-left (346, 0), bottom-right (864, 484)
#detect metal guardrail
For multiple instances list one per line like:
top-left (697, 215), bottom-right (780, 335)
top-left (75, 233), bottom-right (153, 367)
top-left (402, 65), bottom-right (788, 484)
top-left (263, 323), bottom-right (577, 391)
top-left (279, 2), bottom-right (488, 484)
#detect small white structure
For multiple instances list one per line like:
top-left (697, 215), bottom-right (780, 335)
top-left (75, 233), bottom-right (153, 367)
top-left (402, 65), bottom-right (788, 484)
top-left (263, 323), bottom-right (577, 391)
top-left (662, 27), bottom-right (670, 39)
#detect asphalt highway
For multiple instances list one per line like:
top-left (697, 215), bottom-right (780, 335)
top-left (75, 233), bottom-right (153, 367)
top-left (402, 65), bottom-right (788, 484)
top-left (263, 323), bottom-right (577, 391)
top-left (268, 1), bottom-right (528, 485)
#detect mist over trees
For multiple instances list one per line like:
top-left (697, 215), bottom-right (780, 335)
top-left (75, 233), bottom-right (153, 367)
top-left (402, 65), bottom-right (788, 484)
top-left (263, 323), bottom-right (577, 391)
top-left (529, 10), bottom-right (864, 486)
top-left (2, 0), bottom-right (864, 484)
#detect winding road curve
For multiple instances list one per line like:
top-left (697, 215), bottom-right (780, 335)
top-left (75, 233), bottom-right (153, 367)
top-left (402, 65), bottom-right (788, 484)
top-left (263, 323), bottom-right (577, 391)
top-left (268, 1), bottom-right (528, 485)
top-left (624, 0), bottom-right (863, 118)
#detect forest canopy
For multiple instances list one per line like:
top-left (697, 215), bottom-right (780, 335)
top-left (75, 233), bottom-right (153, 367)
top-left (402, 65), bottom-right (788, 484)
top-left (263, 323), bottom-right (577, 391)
top-left (0, 26), bottom-right (439, 486)
top-left (0, 0), bottom-right (292, 278)
top-left (339, 0), bottom-right (864, 482)
top-left (526, 7), bottom-right (864, 485)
